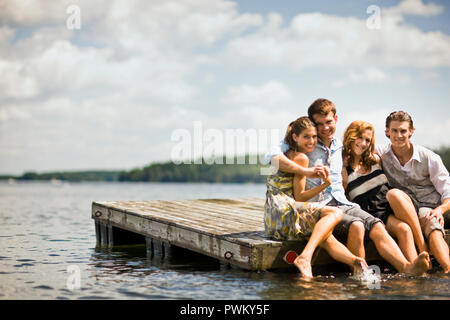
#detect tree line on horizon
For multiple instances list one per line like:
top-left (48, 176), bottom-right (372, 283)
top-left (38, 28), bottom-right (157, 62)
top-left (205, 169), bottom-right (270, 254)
top-left (2, 147), bottom-right (450, 183)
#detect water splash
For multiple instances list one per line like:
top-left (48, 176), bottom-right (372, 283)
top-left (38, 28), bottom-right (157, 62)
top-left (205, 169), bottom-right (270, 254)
top-left (351, 263), bottom-right (381, 289)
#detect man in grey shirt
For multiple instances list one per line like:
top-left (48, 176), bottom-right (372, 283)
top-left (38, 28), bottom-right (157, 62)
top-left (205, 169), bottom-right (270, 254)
top-left (377, 111), bottom-right (449, 273)
top-left (265, 98), bottom-right (430, 275)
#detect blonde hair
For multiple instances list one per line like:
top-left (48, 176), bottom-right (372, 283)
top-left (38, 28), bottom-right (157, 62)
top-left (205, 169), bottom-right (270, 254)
top-left (343, 120), bottom-right (377, 171)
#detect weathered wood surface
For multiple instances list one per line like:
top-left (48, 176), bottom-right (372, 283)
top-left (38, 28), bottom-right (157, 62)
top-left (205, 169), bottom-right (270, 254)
top-left (92, 198), bottom-right (450, 271)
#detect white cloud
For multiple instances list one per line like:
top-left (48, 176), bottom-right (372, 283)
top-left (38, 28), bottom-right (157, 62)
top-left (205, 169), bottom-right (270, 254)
top-left (0, 0), bottom-right (70, 27)
top-left (332, 67), bottom-right (388, 87)
top-left (383, 0), bottom-right (444, 17)
top-left (74, 0), bottom-right (262, 56)
top-left (221, 80), bottom-right (293, 106)
top-left (221, 6), bottom-right (450, 70)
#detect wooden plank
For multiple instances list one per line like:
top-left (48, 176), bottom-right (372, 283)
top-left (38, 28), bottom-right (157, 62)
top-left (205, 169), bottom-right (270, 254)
top-left (92, 202), bottom-right (268, 247)
top-left (96, 200), bottom-right (264, 234)
top-left (169, 199), bottom-right (263, 222)
top-left (153, 200), bottom-right (263, 227)
top-left (92, 203), bottom-right (255, 269)
top-left (108, 202), bottom-right (258, 235)
top-left (146, 199), bottom-right (264, 225)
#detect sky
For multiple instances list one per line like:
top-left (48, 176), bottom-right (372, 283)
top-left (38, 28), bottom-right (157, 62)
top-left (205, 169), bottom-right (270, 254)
top-left (0, 0), bottom-right (449, 175)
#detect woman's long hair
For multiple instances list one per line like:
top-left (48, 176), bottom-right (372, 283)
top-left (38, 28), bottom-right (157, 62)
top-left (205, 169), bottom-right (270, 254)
top-left (343, 120), bottom-right (377, 171)
top-left (284, 116), bottom-right (316, 151)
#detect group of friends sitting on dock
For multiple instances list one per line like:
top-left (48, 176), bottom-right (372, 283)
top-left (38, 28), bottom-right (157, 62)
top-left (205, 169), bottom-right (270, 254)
top-left (264, 98), bottom-right (450, 277)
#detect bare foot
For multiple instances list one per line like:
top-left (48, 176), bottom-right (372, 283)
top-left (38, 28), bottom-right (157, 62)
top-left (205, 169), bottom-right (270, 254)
top-left (294, 255), bottom-right (313, 278)
top-left (404, 251), bottom-right (430, 276)
top-left (351, 257), bottom-right (368, 275)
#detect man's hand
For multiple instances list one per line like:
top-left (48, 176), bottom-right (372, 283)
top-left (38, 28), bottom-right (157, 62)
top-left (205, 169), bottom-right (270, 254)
top-left (272, 154), bottom-right (330, 179)
top-left (425, 207), bottom-right (445, 227)
top-left (294, 165), bottom-right (329, 179)
top-left (313, 165), bottom-right (330, 180)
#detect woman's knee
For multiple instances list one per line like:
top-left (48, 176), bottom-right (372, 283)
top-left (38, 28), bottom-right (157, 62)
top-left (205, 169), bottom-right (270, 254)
top-left (396, 222), bottom-right (412, 239)
top-left (386, 188), bottom-right (404, 203)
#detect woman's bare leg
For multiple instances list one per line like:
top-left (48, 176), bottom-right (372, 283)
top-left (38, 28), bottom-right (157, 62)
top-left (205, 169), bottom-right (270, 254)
top-left (386, 215), bottom-right (418, 263)
top-left (387, 189), bottom-right (428, 252)
top-left (294, 207), bottom-right (343, 277)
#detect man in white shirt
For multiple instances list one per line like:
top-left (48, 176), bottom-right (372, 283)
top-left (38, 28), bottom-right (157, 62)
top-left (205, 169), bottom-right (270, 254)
top-left (377, 111), bottom-right (450, 273)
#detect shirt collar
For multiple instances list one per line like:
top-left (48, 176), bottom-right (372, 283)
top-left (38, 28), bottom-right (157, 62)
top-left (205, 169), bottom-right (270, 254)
top-left (387, 142), bottom-right (420, 163)
top-left (411, 143), bottom-right (420, 162)
top-left (318, 137), bottom-right (340, 150)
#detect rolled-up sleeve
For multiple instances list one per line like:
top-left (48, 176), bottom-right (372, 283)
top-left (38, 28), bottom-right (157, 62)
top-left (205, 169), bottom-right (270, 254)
top-left (428, 151), bottom-right (450, 202)
top-left (264, 139), bottom-right (289, 165)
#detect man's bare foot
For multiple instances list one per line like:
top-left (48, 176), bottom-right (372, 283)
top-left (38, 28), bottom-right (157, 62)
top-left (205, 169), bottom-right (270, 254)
top-left (294, 255), bottom-right (313, 278)
top-left (404, 251), bottom-right (430, 276)
top-left (351, 257), bottom-right (368, 275)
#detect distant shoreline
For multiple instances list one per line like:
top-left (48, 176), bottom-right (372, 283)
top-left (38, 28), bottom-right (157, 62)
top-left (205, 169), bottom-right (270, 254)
top-left (0, 155), bottom-right (267, 183)
top-left (2, 147), bottom-right (449, 183)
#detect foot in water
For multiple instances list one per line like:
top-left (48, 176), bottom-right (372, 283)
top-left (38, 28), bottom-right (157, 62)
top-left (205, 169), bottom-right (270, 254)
top-left (294, 255), bottom-right (313, 278)
top-left (404, 251), bottom-right (431, 276)
top-left (351, 257), bottom-right (368, 275)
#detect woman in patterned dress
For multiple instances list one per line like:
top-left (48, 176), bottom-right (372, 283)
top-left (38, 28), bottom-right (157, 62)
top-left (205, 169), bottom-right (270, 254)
top-left (342, 120), bottom-right (428, 262)
top-left (265, 116), bottom-right (367, 277)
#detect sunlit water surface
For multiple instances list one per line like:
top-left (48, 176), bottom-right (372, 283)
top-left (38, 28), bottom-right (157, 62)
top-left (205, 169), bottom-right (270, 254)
top-left (0, 181), bottom-right (449, 300)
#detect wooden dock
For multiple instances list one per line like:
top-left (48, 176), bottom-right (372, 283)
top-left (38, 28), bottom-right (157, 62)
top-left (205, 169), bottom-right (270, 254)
top-left (92, 198), bottom-right (450, 271)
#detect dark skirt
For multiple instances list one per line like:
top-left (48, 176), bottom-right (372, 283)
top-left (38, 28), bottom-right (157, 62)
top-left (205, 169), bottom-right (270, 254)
top-left (352, 184), bottom-right (394, 224)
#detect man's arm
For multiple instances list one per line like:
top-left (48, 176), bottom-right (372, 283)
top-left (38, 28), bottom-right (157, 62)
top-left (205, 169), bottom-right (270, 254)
top-left (271, 153), bottom-right (329, 178)
top-left (264, 138), bottom-right (328, 178)
top-left (428, 152), bottom-right (450, 202)
top-left (426, 152), bottom-right (450, 226)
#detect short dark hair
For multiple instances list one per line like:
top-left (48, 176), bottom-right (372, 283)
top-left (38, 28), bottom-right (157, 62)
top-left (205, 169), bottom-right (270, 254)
top-left (307, 98), bottom-right (336, 122)
top-left (385, 111), bottom-right (415, 130)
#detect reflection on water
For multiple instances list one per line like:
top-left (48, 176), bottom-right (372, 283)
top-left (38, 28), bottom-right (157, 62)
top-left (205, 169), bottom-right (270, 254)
top-left (0, 181), bottom-right (449, 300)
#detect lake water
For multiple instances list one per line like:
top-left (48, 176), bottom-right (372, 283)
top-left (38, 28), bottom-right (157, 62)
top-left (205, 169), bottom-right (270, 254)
top-left (0, 181), bottom-right (449, 300)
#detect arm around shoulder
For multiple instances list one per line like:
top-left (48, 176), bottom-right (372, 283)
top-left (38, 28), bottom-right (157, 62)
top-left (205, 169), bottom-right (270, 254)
top-left (290, 152), bottom-right (310, 170)
top-left (273, 152), bottom-right (316, 177)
